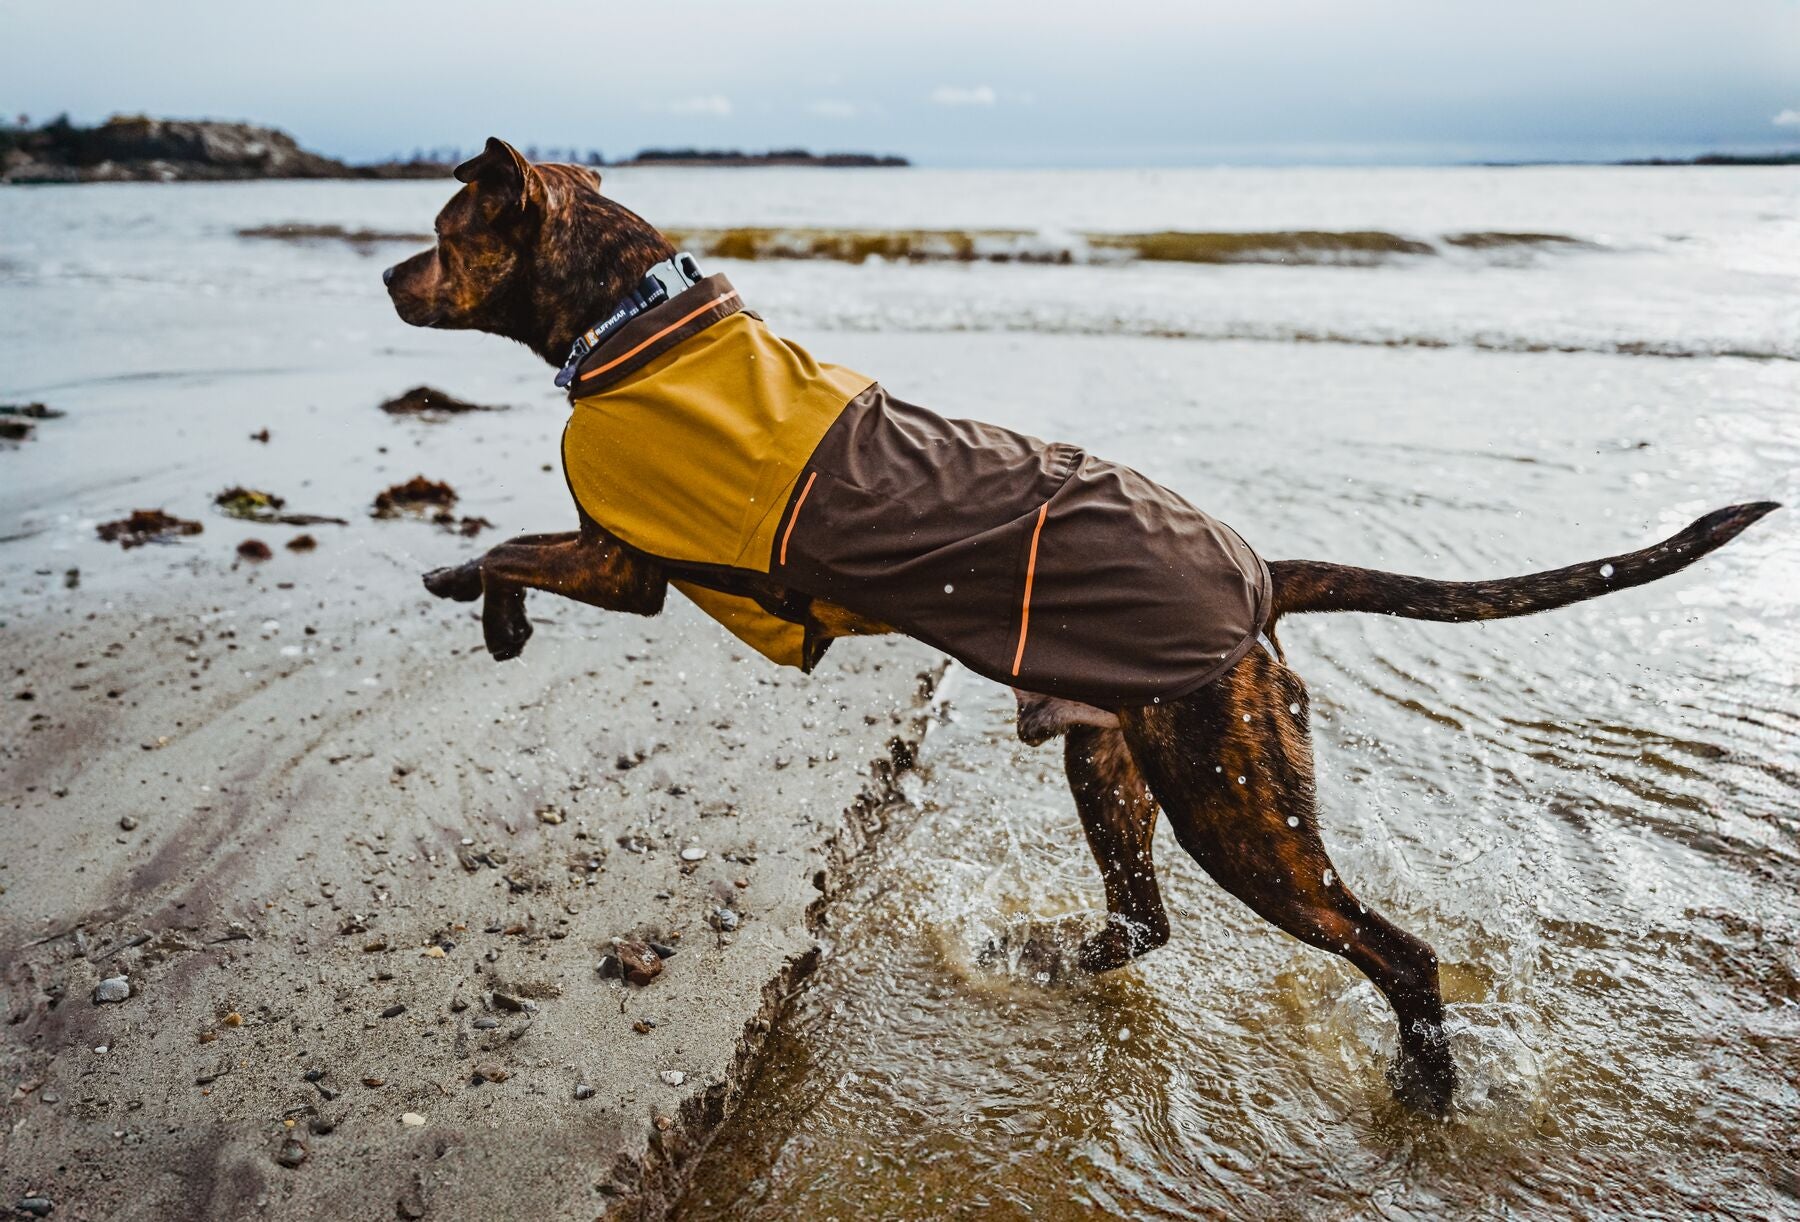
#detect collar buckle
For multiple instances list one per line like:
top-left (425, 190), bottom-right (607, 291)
top-left (557, 253), bottom-right (704, 389)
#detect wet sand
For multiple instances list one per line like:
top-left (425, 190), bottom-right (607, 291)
top-left (0, 348), bottom-right (939, 1219)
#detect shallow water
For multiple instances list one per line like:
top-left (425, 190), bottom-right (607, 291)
top-left (670, 327), bottom-right (1799, 1219)
top-left (3, 168), bottom-right (1798, 1218)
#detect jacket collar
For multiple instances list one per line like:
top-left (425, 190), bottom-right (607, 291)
top-left (562, 272), bottom-right (744, 398)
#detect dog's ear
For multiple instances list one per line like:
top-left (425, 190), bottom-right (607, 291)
top-left (453, 137), bottom-right (545, 213)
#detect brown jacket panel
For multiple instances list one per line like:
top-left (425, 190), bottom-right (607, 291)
top-left (774, 386), bottom-right (1270, 707)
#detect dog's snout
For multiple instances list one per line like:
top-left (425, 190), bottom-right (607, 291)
top-left (382, 263), bottom-right (398, 288)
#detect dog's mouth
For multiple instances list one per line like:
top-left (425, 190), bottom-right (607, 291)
top-left (388, 292), bottom-right (446, 329)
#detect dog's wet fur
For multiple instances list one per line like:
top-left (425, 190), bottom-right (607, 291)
top-left (388, 138), bottom-right (1780, 1115)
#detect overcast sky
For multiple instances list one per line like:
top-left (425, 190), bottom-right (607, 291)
top-left (5, 0), bottom-right (1798, 166)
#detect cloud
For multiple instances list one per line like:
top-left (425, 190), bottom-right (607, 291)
top-left (808, 99), bottom-right (860, 119)
top-left (663, 95), bottom-right (733, 117)
top-left (1774, 108), bottom-right (1800, 128)
top-left (928, 85), bottom-right (997, 107)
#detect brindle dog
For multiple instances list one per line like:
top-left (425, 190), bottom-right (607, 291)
top-left (386, 137), bottom-right (1778, 1114)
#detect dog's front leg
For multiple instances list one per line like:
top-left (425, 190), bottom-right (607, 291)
top-left (422, 531), bottom-right (578, 604)
top-left (423, 529), bottom-right (667, 660)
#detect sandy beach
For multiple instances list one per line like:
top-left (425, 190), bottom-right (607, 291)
top-left (0, 343), bottom-right (941, 1218)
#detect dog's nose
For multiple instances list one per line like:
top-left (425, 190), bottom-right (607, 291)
top-left (382, 264), bottom-right (398, 287)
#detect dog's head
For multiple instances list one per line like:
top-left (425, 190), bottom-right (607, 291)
top-left (384, 137), bottom-right (674, 364)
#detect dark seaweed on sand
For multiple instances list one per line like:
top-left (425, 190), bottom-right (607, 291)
top-left (378, 385), bottom-right (507, 418)
top-left (373, 476), bottom-right (458, 517)
top-left (97, 509), bottom-right (204, 548)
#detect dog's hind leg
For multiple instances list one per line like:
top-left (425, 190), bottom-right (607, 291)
top-left (1066, 725), bottom-right (1169, 972)
top-left (1120, 650), bottom-right (1456, 1113)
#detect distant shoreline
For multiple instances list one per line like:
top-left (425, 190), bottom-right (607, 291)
top-left (0, 114), bottom-right (908, 184)
top-left (1480, 152), bottom-right (1800, 168)
top-left (3, 114), bottom-right (1791, 183)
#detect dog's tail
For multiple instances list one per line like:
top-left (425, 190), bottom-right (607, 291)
top-left (1269, 501), bottom-right (1779, 623)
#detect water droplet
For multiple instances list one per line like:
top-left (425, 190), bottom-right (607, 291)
top-left (1287, 816), bottom-right (1299, 827)
top-left (1242, 713), bottom-right (1251, 722)
top-left (1289, 702), bottom-right (1300, 715)
top-left (1236, 775), bottom-right (1246, 785)
top-left (1322, 869), bottom-right (1335, 886)
top-left (1599, 563), bottom-right (1615, 579)
top-left (944, 583), bottom-right (954, 593)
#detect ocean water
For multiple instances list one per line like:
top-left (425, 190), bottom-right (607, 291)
top-left (2, 167), bottom-right (1797, 1218)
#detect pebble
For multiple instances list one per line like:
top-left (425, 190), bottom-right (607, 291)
top-left (396, 1193), bottom-right (426, 1220)
top-left (119, 815), bottom-right (139, 831)
top-left (659, 1070), bottom-right (685, 1087)
top-left (93, 976), bottom-right (131, 1004)
top-left (17, 1198), bottom-right (54, 1218)
top-left (611, 938), bottom-right (664, 986)
top-left (400, 1112), bottom-right (426, 1127)
top-left (274, 1138), bottom-right (308, 1168)
top-left (302, 1068), bottom-right (325, 1082)
top-left (472, 1063), bottom-right (508, 1083)
top-left (647, 942), bottom-right (677, 959)
top-left (308, 1116), bottom-right (335, 1136)
top-left (472, 1017), bottom-right (500, 1030)
top-left (573, 1083), bottom-right (595, 1100)
top-left (709, 907), bottom-right (740, 933)
top-left (380, 1004), bottom-right (406, 1019)
top-left (679, 846), bottom-right (707, 862)
top-left (362, 1077), bottom-right (386, 1088)
top-left (490, 990), bottom-right (529, 1013)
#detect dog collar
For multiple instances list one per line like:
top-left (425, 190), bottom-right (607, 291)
top-left (555, 252), bottom-right (705, 388)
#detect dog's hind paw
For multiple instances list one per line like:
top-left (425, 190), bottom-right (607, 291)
top-left (423, 561), bottom-right (484, 602)
top-left (1387, 1048), bottom-right (1456, 1118)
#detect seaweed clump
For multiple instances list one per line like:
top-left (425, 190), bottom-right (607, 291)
top-left (97, 509), bottom-right (204, 548)
top-left (1089, 230), bottom-right (1434, 264)
top-left (214, 487), bottom-right (348, 526)
top-left (237, 223), bottom-right (430, 249)
top-left (373, 476), bottom-right (458, 517)
top-left (378, 386), bottom-right (507, 419)
top-left (2, 402), bottom-right (66, 443)
top-left (433, 513), bottom-right (493, 537)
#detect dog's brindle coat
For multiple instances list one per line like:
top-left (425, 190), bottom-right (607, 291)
top-left (386, 138), bottom-right (1778, 1113)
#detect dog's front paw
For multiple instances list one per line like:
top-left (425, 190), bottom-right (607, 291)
top-left (482, 587), bottom-right (533, 661)
top-left (423, 561), bottom-right (483, 602)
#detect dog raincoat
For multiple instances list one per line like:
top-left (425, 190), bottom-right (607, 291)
top-left (562, 274), bottom-right (1270, 707)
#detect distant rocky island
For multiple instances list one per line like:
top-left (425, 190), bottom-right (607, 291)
top-left (616, 148), bottom-right (908, 167)
top-left (1615, 151), bottom-right (1800, 166)
top-left (0, 115), bottom-right (450, 183)
top-left (0, 114), bottom-right (908, 183)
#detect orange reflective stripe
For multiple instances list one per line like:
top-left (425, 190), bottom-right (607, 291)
top-left (1011, 502), bottom-right (1049, 676)
top-left (577, 290), bottom-right (741, 383)
top-left (778, 470), bottom-right (818, 566)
